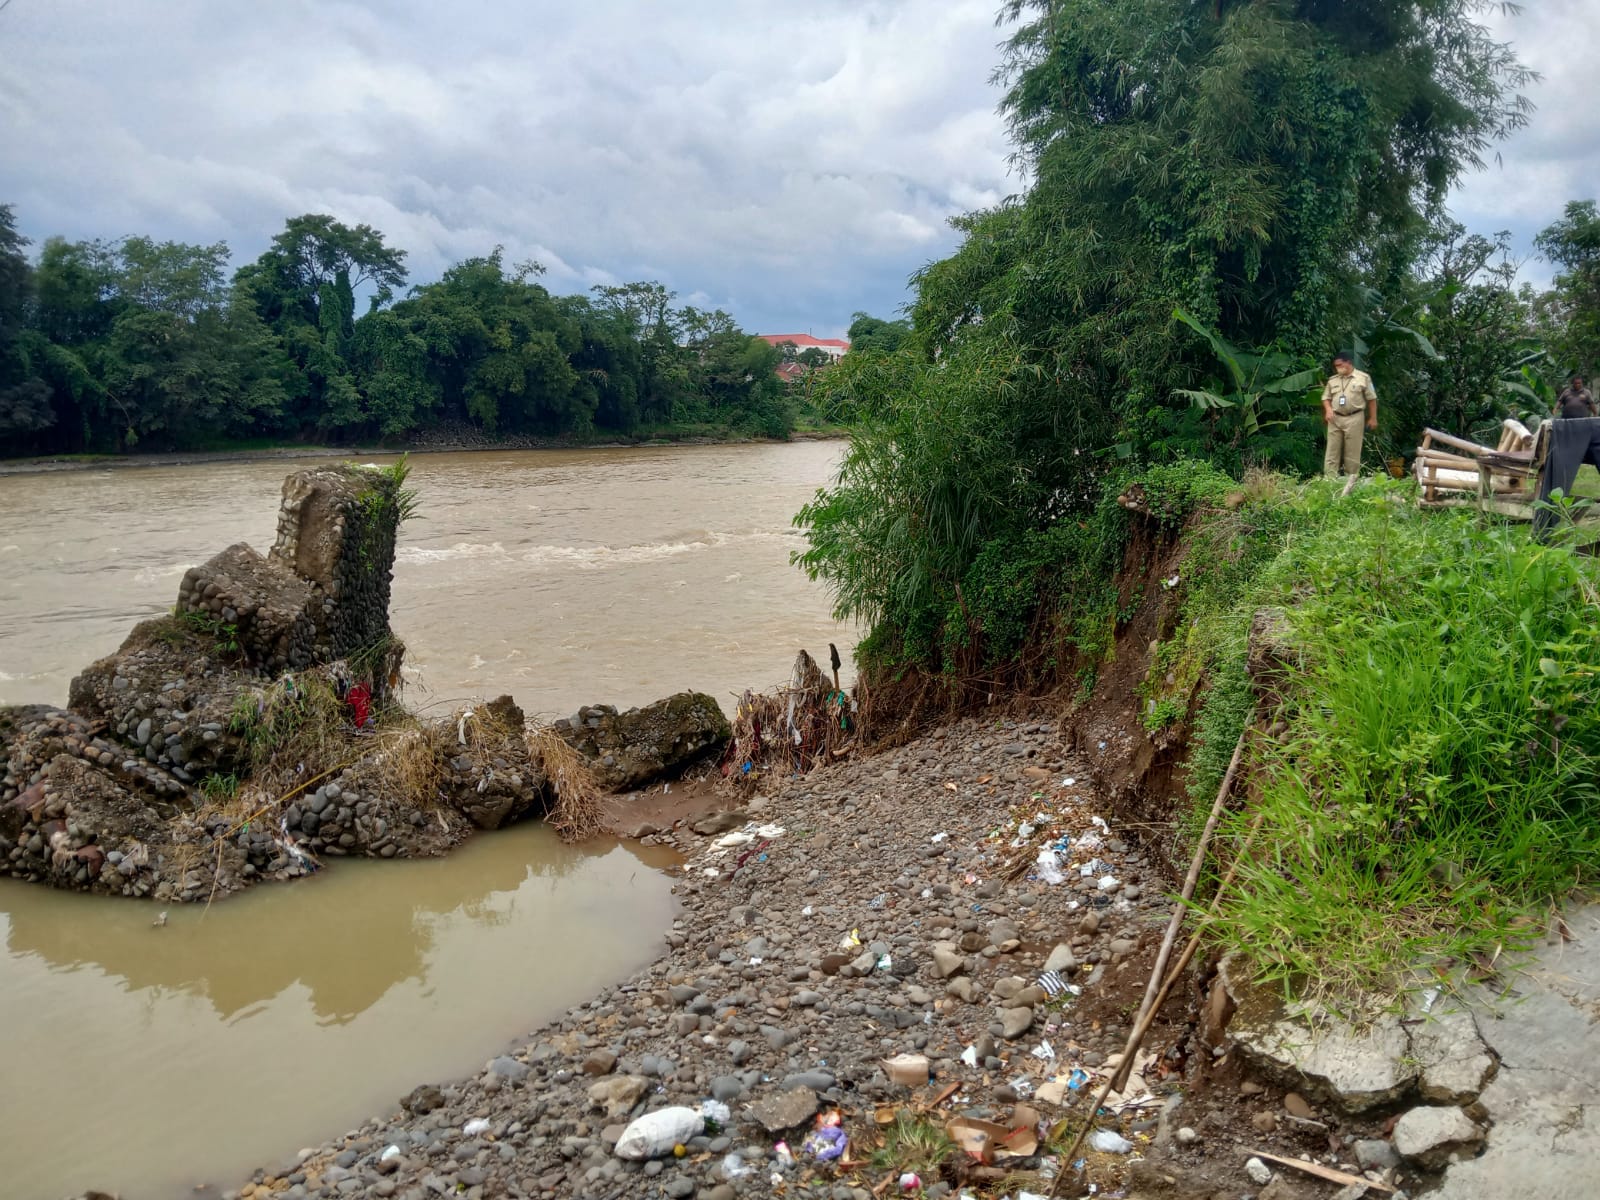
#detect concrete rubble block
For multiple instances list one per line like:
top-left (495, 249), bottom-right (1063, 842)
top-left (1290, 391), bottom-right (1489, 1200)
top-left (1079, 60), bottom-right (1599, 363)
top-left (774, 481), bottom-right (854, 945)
top-left (1392, 1105), bottom-right (1485, 1170)
top-left (745, 1085), bottom-right (819, 1132)
top-left (175, 542), bottom-right (317, 670)
top-left (587, 1075), bottom-right (650, 1119)
top-left (1220, 955), bottom-right (1415, 1113)
top-left (1408, 1007), bottom-right (1497, 1104)
top-left (553, 692), bottom-right (733, 792)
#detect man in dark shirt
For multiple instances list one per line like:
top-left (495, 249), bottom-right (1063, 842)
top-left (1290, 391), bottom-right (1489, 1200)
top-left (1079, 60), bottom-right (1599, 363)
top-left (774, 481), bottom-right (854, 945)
top-left (1556, 374), bottom-right (1596, 419)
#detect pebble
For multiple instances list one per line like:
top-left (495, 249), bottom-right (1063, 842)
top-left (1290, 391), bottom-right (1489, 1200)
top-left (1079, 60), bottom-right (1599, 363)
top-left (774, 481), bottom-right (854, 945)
top-left (1245, 1157), bottom-right (1274, 1185)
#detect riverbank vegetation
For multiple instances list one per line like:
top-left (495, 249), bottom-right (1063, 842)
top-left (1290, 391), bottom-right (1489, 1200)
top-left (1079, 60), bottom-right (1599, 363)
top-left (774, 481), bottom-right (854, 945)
top-left (796, 0), bottom-right (1600, 990)
top-left (0, 212), bottom-right (840, 456)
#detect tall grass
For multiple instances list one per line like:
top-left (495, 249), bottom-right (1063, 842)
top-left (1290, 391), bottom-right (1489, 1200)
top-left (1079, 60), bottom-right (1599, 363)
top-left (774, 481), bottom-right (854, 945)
top-left (1197, 483), bottom-right (1600, 994)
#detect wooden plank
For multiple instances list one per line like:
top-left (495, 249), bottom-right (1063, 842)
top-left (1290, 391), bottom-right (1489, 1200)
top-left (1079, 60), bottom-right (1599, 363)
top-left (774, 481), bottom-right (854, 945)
top-left (1421, 427), bottom-right (1496, 457)
top-left (1414, 449), bottom-right (1484, 471)
top-left (1245, 1149), bottom-right (1397, 1193)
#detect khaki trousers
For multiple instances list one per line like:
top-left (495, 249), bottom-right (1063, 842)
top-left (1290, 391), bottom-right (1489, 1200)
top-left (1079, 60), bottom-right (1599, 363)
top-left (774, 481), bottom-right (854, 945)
top-left (1324, 409), bottom-right (1366, 477)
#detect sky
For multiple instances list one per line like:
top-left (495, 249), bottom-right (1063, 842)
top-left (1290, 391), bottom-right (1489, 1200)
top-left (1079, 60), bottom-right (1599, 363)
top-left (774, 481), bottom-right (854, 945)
top-left (2, 1), bottom-right (1595, 336)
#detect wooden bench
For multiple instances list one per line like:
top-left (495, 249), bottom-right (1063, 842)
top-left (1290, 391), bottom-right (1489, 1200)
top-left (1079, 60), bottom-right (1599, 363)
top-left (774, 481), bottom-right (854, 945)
top-left (1414, 419), bottom-right (1538, 511)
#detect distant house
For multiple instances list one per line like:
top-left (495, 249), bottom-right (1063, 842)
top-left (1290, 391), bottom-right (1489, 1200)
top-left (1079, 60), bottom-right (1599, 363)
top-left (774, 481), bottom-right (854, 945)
top-left (757, 333), bottom-right (851, 363)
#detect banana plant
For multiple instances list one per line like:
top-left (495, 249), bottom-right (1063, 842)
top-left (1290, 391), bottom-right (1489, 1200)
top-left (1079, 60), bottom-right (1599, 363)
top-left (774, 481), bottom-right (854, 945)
top-left (1171, 308), bottom-right (1322, 437)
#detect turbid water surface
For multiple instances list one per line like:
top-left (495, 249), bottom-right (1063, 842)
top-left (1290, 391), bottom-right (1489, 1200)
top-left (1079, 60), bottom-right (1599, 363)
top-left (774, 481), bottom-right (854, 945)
top-left (0, 441), bottom-right (855, 713)
top-left (0, 827), bottom-right (678, 1199)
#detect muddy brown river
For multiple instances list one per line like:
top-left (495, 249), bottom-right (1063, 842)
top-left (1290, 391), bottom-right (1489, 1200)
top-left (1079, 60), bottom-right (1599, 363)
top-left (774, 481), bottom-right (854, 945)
top-left (0, 442), bottom-right (854, 1199)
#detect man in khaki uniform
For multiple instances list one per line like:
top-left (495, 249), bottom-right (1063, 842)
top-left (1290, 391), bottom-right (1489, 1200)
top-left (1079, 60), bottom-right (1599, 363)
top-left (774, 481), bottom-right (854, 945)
top-left (1321, 352), bottom-right (1378, 478)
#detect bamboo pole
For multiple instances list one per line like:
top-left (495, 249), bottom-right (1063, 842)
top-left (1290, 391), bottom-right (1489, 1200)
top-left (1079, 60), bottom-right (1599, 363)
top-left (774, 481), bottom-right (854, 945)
top-left (1105, 727), bottom-right (1248, 1095)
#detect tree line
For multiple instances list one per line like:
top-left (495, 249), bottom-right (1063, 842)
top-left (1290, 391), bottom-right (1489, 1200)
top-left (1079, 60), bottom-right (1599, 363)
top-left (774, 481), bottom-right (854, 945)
top-left (0, 209), bottom-right (808, 456)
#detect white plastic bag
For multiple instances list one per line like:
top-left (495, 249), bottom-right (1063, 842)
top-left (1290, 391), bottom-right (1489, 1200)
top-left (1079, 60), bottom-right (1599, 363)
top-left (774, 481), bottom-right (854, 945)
top-left (1036, 848), bottom-right (1066, 885)
top-left (613, 1106), bottom-right (705, 1159)
top-left (1089, 1129), bottom-right (1133, 1153)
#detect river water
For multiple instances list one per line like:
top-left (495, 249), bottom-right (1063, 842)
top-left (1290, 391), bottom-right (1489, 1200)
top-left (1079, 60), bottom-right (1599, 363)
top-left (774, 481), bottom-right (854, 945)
top-left (0, 442), bottom-right (854, 1200)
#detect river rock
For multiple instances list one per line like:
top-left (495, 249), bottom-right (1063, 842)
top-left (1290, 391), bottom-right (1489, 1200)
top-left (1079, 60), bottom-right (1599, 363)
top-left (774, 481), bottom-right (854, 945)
top-left (553, 692), bottom-right (732, 791)
top-left (1042, 944), bottom-right (1076, 973)
top-left (999, 1007), bottom-right (1035, 1040)
top-left (1392, 1105), bottom-right (1485, 1169)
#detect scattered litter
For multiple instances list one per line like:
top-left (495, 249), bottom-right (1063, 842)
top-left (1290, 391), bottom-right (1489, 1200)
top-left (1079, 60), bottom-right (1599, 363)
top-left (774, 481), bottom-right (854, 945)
top-left (700, 1099), bottom-right (731, 1127)
top-left (749, 957), bottom-right (764, 966)
top-left (380, 1145), bottom-right (400, 1162)
top-left (613, 1106), bottom-right (705, 1160)
top-left (838, 929), bottom-right (862, 950)
top-left (754, 823), bottom-right (786, 839)
top-left (1030, 1040), bottom-right (1056, 1061)
top-left (961, 1044), bottom-right (979, 1067)
top-left (1068, 1067), bottom-right (1091, 1090)
top-left (931, 831), bottom-right (949, 843)
top-left (1420, 987), bottom-right (1440, 1014)
top-left (876, 954), bottom-right (893, 972)
top-left (462, 1117), bottom-right (491, 1137)
top-left (1098, 875), bottom-right (1120, 891)
top-left (1039, 970), bottom-right (1068, 997)
top-left (1009, 1076), bottom-right (1034, 1097)
top-left (1018, 822), bottom-right (1037, 840)
top-left (883, 1053), bottom-right (931, 1086)
top-left (803, 1111), bottom-right (849, 1161)
top-left (715, 831), bottom-right (755, 849)
top-left (869, 892), bottom-right (888, 910)
top-left (920, 888), bottom-right (933, 898)
top-left (1090, 815), bottom-right (1108, 831)
top-left (1036, 848), bottom-right (1066, 885)
top-left (721, 1153), bottom-right (754, 1179)
top-left (1062, 777), bottom-right (1076, 787)
top-left (1089, 1129), bottom-right (1134, 1154)
top-left (899, 1173), bottom-right (922, 1190)
top-left (1079, 858), bottom-right (1105, 878)
top-left (801, 905), bottom-right (813, 917)
top-left (774, 1141), bottom-right (796, 1168)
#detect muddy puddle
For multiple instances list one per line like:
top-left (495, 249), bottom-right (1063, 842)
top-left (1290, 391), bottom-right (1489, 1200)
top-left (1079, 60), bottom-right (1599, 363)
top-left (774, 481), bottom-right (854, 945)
top-left (0, 825), bottom-right (678, 1200)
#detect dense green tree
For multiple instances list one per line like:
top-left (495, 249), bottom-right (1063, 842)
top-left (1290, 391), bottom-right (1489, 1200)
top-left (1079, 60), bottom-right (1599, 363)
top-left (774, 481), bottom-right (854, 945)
top-left (1534, 200), bottom-right (1600, 378)
top-left (845, 312), bottom-right (910, 356)
top-left (800, 0), bottom-right (1533, 666)
top-left (234, 214), bottom-right (409, 434)
top-left (0, 206), bottom-right (53, 440)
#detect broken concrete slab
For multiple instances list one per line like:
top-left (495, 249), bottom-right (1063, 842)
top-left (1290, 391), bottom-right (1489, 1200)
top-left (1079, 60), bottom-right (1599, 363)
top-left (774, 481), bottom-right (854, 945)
top-left (745, 1085), bottom-right (819, 1132)
top-left (1432, 902), bottom-right (1600, 1200)
top-left (1410, 1008), bottom-right (1498, 1104)
top-left (1392, 1106), bottom-right (1484, 1170)
top-left (1221, 955), bottom-right (1498, 1115)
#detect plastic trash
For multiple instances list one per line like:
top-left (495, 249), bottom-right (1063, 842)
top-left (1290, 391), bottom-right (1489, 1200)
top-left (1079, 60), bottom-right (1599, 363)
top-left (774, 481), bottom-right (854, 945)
top-left (961, 1044), bottom-right (979, 1068)
top-left (883, 1053), bottom-right (931, 1086)
top-left (462, 1117), bottom-right (491, 1136)
top-left (931, 831), bottom-right (949, 843)
top-left (1018, 822), bottom-right (1037, 839)
top-left (1036, 848), bottom-right (1066, 885)
top-left (1098, 874), bottom-right (1120, 891)
top-left (877, 954), bottom-right (893, 972)
top-left (1031, 1040), bottom-right (1056, 1061)
top-left (774, 1140), bottom-right (796, 1168)
top-left (380, 1145), bottom-right (401, 1161)
top-left (754, 823), bottom-right (786, 839)
top-left (803, 1123), bottom-right (848, 1161)
top-left (869, 892), bottom-right (888, 909)
top-left (721, 1152), bottom-right (754, 1180)
top-left (839, 928), bottom-right (862, 950)
top-left (613, 1106), bottom-right (705, 1159)
top-left (1089, 1129), bottom-right (1134, 1154)
top-left (715, 830), bottom-right (755, 849)
top-left (700, 1099), bottom-right (731, 1127)
top-left (1039, 970), bottom-right (1068, 997)
top-left (1067, 1067), bottom-right (1091, 1090)
top-left (1062, 776), bottom-right (1077, 786)
top-left (899, 1173), bottom-right (921, 1190)
top-left (801, 905), bottom-right (813, 917)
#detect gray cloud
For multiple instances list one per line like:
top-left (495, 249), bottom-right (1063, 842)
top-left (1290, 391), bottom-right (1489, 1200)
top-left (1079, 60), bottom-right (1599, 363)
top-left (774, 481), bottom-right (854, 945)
top-left (2, 1), bottom-right (1592, 333)
top-left (1, 0), bottom-right (1015, 335)
top-left (1450, 0), bottom-right (1600, 285)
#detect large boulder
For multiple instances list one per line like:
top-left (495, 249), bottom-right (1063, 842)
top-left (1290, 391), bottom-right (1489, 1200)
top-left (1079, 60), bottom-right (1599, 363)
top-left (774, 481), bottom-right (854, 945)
top-left (555, 692), bottom-right (731, 791)
top-left (433, 695), bottom-right (549, 830)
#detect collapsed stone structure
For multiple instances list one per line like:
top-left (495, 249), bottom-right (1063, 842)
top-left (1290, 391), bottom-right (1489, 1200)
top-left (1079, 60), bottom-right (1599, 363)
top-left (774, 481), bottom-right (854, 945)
top-left (0, 463), bottom-right (736, 904)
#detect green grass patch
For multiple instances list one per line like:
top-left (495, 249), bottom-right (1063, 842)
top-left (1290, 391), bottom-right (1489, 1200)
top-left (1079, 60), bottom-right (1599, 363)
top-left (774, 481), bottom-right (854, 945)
top-left (1170, 477), bottom-right (1600, 996)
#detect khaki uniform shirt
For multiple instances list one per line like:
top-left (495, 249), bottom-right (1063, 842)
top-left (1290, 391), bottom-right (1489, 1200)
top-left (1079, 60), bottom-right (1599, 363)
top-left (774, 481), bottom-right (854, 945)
top-left (1322, 369), bottom-right (1376, 416)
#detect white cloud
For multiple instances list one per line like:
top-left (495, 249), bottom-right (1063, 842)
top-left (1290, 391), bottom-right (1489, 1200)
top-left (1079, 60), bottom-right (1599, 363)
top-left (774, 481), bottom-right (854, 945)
top-left (2, 0), bottom-right (1592, 332)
